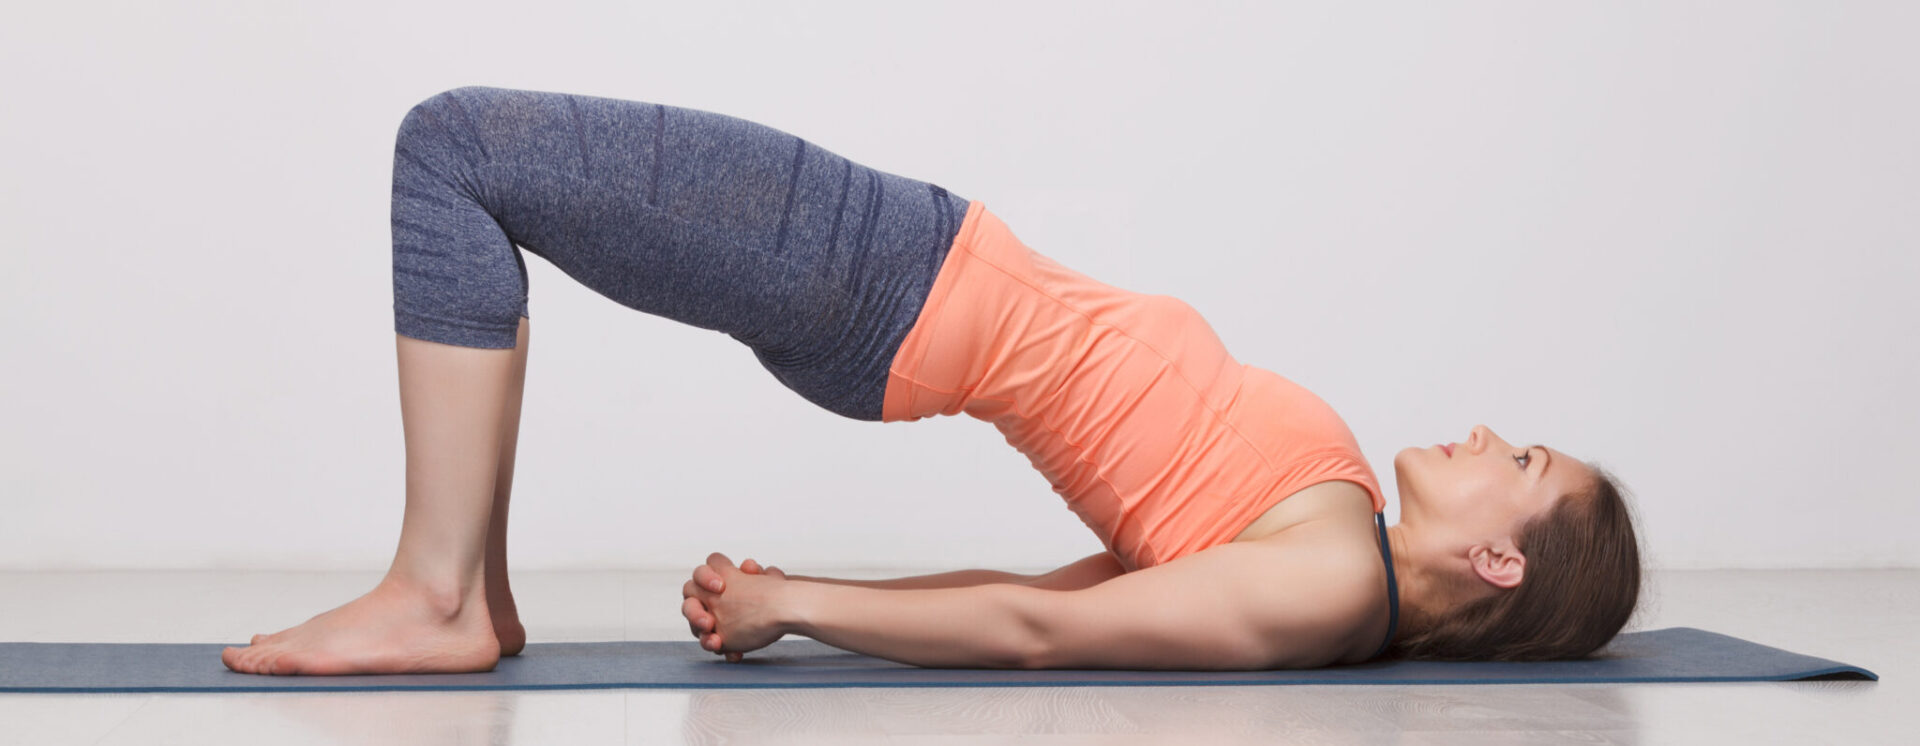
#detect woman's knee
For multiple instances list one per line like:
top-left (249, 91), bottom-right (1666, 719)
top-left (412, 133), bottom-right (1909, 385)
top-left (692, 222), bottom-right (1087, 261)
top-left (395, 87), bottom-right (498, 151)
top-left (390, 88), bottom-right (530, 349)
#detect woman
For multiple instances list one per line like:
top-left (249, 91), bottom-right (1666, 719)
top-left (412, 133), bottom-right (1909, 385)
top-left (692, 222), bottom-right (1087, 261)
top-left (221, 86), bottom-right (1641, 675)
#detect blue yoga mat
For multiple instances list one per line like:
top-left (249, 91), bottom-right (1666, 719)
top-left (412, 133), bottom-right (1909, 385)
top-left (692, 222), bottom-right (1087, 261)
top-left (0, 627), bottom-right (1875, 693)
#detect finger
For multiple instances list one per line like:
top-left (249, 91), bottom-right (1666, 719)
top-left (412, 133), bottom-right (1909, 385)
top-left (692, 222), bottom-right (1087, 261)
top-left (695, 599), bottom-right (717, 634)
top-left (706, 552), bottom-right (735, 573)
top-left (741, 558), bottom-right (761, 573)
top-left (683, 579), bottom-right (716, 606)
top-left (682, 597), bottom-right (712, 635)
top-left (693, 565), bottom-right (725, 593)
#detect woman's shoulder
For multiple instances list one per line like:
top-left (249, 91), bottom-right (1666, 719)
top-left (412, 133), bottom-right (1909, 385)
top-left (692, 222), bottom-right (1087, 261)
top-left (1037, 521), bottom-right (1388, 670)
top-left (1233, 513), bottom-right (1394, 666)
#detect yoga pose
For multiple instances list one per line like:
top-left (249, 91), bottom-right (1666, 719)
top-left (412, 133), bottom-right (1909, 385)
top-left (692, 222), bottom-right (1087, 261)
top-left (221, 86), bottom-right (1641, 675)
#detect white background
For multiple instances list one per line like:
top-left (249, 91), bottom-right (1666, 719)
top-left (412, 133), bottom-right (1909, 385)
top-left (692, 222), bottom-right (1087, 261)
top-left (2, 1), bottom-right (1913, 572)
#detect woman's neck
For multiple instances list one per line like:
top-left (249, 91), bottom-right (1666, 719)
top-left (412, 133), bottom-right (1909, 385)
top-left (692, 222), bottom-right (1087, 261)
top-left (1383, 522), bottom-right (1452, 641)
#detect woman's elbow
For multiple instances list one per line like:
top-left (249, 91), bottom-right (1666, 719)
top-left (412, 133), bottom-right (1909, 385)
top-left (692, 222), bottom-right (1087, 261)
top-left (998, 585), bottom-right (1067, 669)
top-left (1010, 633), bottom-right (1059, 669)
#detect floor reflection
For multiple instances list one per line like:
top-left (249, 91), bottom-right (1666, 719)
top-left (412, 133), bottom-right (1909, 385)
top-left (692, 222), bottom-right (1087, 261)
top-left (247, 690), bottom-right (522, 745)
top-left (663, 683), bottom-right (1638, 744)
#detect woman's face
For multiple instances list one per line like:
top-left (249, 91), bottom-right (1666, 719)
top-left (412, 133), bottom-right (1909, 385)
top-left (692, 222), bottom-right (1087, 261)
top-left (1392, 424), bottom-right (1593, 544)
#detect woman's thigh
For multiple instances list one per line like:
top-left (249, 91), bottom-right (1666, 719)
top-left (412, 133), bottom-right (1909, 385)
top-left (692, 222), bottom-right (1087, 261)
top-left (391, 86), bottom-right (969, 420)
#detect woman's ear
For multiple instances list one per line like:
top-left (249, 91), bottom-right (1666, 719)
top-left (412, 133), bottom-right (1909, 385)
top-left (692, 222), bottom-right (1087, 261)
top-left (1467, 542), bottom-right (1526, 590)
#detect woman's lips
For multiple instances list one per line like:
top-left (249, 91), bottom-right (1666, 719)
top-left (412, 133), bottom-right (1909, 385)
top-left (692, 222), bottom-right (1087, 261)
top-left (1440, 443), bottom-right (1454, 457)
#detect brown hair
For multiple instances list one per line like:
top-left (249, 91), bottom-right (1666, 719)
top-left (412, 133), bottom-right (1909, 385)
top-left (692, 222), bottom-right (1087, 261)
top-left (1389, 465), bottom-right (1643, 662)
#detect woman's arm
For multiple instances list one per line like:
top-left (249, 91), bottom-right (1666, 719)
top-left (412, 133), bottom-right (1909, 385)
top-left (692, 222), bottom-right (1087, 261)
top-left (776, 536), bottom-right (1376, 671)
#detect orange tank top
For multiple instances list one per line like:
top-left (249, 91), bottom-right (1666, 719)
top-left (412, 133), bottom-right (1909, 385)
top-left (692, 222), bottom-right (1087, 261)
top-left (882, 200), bottom-right (1387, 571)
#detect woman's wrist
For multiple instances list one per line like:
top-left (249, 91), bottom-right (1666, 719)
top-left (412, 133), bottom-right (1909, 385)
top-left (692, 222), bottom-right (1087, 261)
top-left (775, 578), bottom-right (820, 637)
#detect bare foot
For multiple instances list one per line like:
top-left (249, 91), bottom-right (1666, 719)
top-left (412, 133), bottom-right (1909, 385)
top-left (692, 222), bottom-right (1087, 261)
top-left (222, 577), bottom-right (501, 675)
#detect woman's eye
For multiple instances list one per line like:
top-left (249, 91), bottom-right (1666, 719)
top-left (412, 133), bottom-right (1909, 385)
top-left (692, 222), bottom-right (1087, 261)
top-left (1514, 451), bottom-right (1531, 469)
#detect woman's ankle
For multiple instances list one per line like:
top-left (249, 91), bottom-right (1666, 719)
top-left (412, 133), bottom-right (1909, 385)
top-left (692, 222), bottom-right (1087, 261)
top-left (380, 568), bottom-right (490, 620)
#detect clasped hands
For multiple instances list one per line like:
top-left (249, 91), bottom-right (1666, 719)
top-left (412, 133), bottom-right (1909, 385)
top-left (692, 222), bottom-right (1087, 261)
top-left (681, 552), bottom-right (789, 663)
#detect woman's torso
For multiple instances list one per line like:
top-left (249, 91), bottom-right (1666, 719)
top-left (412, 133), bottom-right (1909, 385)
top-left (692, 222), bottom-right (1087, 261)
top-left (883, 199), bottom-right (1388, 559)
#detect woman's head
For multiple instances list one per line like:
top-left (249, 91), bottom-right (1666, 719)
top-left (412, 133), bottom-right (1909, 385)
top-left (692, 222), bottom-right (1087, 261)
top-left (1385, 424), bottom-right (1643, 661)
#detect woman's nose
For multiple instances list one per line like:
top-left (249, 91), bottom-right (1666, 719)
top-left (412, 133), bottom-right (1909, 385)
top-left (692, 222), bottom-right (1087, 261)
top-left (1469, 424), bottom-right (1499, 452)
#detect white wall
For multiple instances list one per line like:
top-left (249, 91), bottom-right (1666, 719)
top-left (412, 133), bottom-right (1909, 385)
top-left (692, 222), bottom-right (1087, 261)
top-left (2, 1), bottom-right (1914, 572)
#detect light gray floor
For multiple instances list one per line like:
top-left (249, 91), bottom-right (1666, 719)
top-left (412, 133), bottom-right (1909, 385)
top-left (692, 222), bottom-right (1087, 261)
top-left (0, 568), bottom-right (1909, 745)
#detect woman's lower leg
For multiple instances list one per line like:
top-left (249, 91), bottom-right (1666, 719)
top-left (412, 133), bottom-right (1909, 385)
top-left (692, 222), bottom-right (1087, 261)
top-left (384, 331), bottom-right (516, 607)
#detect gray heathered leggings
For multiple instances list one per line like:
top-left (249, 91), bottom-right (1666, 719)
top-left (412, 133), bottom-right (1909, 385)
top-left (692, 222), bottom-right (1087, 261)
top-left (391, 86), bottom-right (971, 421)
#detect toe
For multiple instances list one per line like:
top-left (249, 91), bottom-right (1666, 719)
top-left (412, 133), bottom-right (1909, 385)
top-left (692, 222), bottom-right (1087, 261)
top-left (241, 645), bottom-right (271, 672)
top-left (231, 646), bottom-right (263, 674)
top-left (251, 634), bottom-right (268, 646)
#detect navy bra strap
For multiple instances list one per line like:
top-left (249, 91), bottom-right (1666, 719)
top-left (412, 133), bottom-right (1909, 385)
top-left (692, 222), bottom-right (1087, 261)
top-left (1367, 511), bottom-right (1400, 661)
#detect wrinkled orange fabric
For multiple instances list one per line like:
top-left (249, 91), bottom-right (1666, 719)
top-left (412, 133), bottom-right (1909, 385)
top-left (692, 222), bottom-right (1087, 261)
top-left (882, 201), bottom-right (1386, 571)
